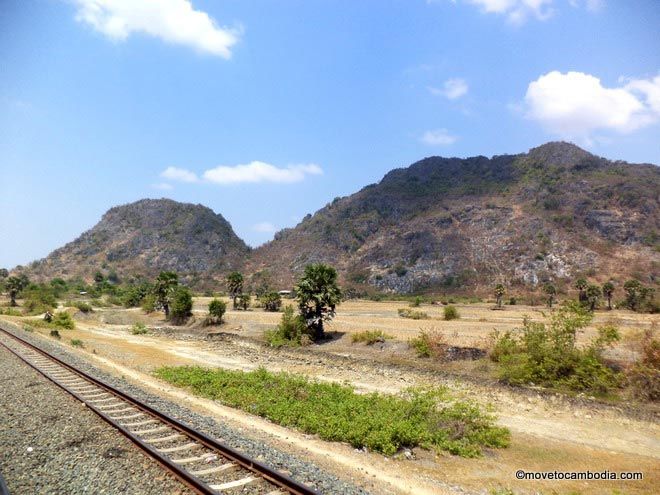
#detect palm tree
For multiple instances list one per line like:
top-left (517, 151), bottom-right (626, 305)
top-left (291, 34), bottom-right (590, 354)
top-left (494, 284), bottom-right (506, 308)
top-left (226, 272), bottom-right (244, 309)
top-left (295, 264), bottom-right (343, 340)
top-left (575, 278), bottom-right (588, 303)
top-left (543, 283), bottom-right (557, 308)
top-left (586, 284), bottom-right (602, 311)
top-left (602, 282), bottom-right (614, 310)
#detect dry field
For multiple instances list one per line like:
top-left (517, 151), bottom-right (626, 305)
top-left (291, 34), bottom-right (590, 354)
top-left (1, 297), bottom-right (658, 495)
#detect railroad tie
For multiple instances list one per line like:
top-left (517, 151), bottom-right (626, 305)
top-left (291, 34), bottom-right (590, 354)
top-left (132, 426), bottom-right (168, 435)
top-left (121, 419), bottom-right (159, 427)
top-left (157, 442), bottom-right (200, 454)
top-left (189, 463), bottom-right (237, 476)
top-left (145, 434), bottom-right (183, 444)
top-left (209, 476), bottom-right (259, 491)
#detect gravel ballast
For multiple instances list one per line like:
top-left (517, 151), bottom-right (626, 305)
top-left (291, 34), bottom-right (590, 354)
top-left (0, 342), bottom-right (194, 495)
top-left (0, 322), bottom-right (369, 495)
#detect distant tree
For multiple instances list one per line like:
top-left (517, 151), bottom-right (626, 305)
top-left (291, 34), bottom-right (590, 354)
top-left (93, 271), bottom-right (105, 284)
top-left (261, 291), bottom-right (282, 312)
top-left (586, 284), bottom-right (602, 311)
top-left (6, 276), bottom-right (29, 306)
top-left (207, 299), bottom-right (226, 324)
top-left (153, 271), bottom-right (179, 318)
top-left (494, 284), bottom-right (506, 308)
top-left (602, 282), bottom-right (615, 310)
top-left (543, 283), bottom-right (557, 308)
top-left (623, 279), bottom-right (644, 311)
top-left (0, 268), bottom-right (8, 279)
top-left (169, 287), bottom-right (193, 324)
top-left (237, 293), bottom-right (251, 311)
top-left (295, 264), bottom-right (342, 340)
top-left (226, 272), bottom-right (244, 309)
top-left (108, 270), bottom-right (120, 284)
top-left (575, 278), bottom-right (588, 303)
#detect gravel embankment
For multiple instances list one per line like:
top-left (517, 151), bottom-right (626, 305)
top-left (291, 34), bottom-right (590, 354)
top-left (0, 322), bottom-right (370, 495)
top-left (0, 343), bottom-right (194, 495)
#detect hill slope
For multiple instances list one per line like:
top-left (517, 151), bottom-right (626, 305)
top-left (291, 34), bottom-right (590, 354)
top-left (25, 199), bottom-right (249, 283)
top-left (246, 142), bottom-right (660, 293)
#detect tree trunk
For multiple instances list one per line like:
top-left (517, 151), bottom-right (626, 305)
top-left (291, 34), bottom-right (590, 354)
top-left (164, 303), bottom-right (170, 318)
top-left (607, 296), bottom-right (612, 310)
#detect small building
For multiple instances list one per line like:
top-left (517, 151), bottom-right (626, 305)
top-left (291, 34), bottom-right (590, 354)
top-left (278, 290), bottom-right (293, 298)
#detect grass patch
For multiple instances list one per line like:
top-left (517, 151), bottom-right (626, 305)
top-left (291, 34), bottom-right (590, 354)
top-left (0, 307), bottom-right (22, 316)
top-left (65, 300), bottom-right (93, 313)
top-left (351, 330), bottom-right (393, 345)
top-left (70, 338), bottom-right (84, 348)
top-left (154, 366), bottom-right (509, 457)
top-left (130, 322), bottom-right (149, 335)
top-left (398, 308), bottom-right (429, 320)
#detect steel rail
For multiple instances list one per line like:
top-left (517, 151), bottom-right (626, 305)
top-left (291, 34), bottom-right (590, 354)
top-left (0, 327), bottom-right (319, 495)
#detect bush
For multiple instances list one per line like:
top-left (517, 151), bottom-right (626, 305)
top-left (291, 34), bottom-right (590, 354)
top-left (205, 299), bottom-right (226, 325)
top-left (66, 301), bottom-right (93, 313)
top-left (398, 308), bottom-right (429, 320)
top-left (70, 339), bottom-right (84, 348)
top-left (351, 330), bottom-right (392, 345)
top-left (237, 294), bottom-right (251, 311)
top-left (131, 323), bottom-right (149, 335)
top-left (154, 366), bottom-right (510, 457)
top-left (443, 305), bottom-right (460, 321)
top-left (409, 296), bottom-right (422, 308)
top-left (170, 287), bottom-right (193, 324)
top-left (49, 329), bottom-right (61, 339)
top-left (22, 287), bottom-right (57, 316)
top-left (141, 294), bottom-right (156, 314)
top-left (627, 329), bottom-right (660, 402)
top-left (261, 291), bottom-right (282, 312)
top-left (489, 304), bottom-right (621, 394)
top-left (0, 307), bottom-right (21, 316)
top-left (409, 330), bottom-right (447, 358)
top-left (52, 311), bottom-right (75, 330)
top-left (264, 306), bottom-right (310, 348)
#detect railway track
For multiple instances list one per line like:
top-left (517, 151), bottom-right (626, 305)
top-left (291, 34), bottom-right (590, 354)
top-left (0, 327), bottom-right (319, 495)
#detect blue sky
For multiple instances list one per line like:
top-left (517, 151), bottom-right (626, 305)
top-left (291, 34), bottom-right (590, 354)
top-left (1, 0), bottom-right (659, 269)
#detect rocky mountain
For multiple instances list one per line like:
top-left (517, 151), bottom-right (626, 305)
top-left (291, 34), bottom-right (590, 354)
top-left (246, 142), bottom-right (659, 293)
top-left (16, 143), bottom-right (660, 294)
top-left (23, 199), bottom-right (249, 284)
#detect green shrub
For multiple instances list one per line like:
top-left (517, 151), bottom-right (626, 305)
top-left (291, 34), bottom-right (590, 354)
top-left (409, 296), bottom-right (422, 308)
top-left (70, 339), bottom-right (84, 348)
top-left (22, 324), bottom-right (34, 332)
top-left (398, 308), bottom-right (429, 320)
top-left (443, 305), bottom-right (460, 320)
top-left (154, 366), bottom-right (509, 457)
top-left (351, 330), bottom-right (393, 345)
top-left (52, 311), bottom-right (75, 330)
top-left (264, 306), bottom-right (310, 348)
top-left (627, 329), bottom-right (660, 402)
top-left (409, 330), bottom-right (447, 358)
top-left (131, 323), bottom-right (149, 335)
top-left (106, 295), bottom-right (123, 306)
top-left (22, 287), bottom-right (57, 316)
top-left (141, 294), bottom-right (156, 314)
top-left (261, 291), bottom-right (282, 312)
top-left (205, 298), bottom-right (226, 325)
top-left (66, 301), bottom-right (93, 313)
top-left (49, 329), bottom-right (61, 339)
top-left (237, 293), bottom-right (251, 311)
top-left (490, 303), bottom-right (621, 395)
top-left (170, 287), bottom-right (193, 324)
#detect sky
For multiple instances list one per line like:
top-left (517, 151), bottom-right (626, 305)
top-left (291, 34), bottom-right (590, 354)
top-left (1, 0), bottom-right (659, 269)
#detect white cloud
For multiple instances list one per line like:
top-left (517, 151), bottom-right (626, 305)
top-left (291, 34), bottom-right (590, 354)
top-left (524, 71), bottom-right (660, 140)
top-left (569, 0), bottom-right (603, 11)
top-left (72, 0), bottom-right (241, 58)
top-left (252, 222), bottom-right (277, 233)
top-left (152, 182), bottom-right (173, 190)
top-left (468, 0), bottom-right (553, 23)
top-left (203, 161), bottom-right (323, 185)
top-left (161, 166), bottom-right (198, 183)
top-left (429, 78), bottom-right (468, 100)
top-left (420, 129), bottom-right (458, 146)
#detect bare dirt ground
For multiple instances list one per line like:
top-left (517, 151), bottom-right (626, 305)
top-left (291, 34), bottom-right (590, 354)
top-left (2, 298), bottom-right (658, 495)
